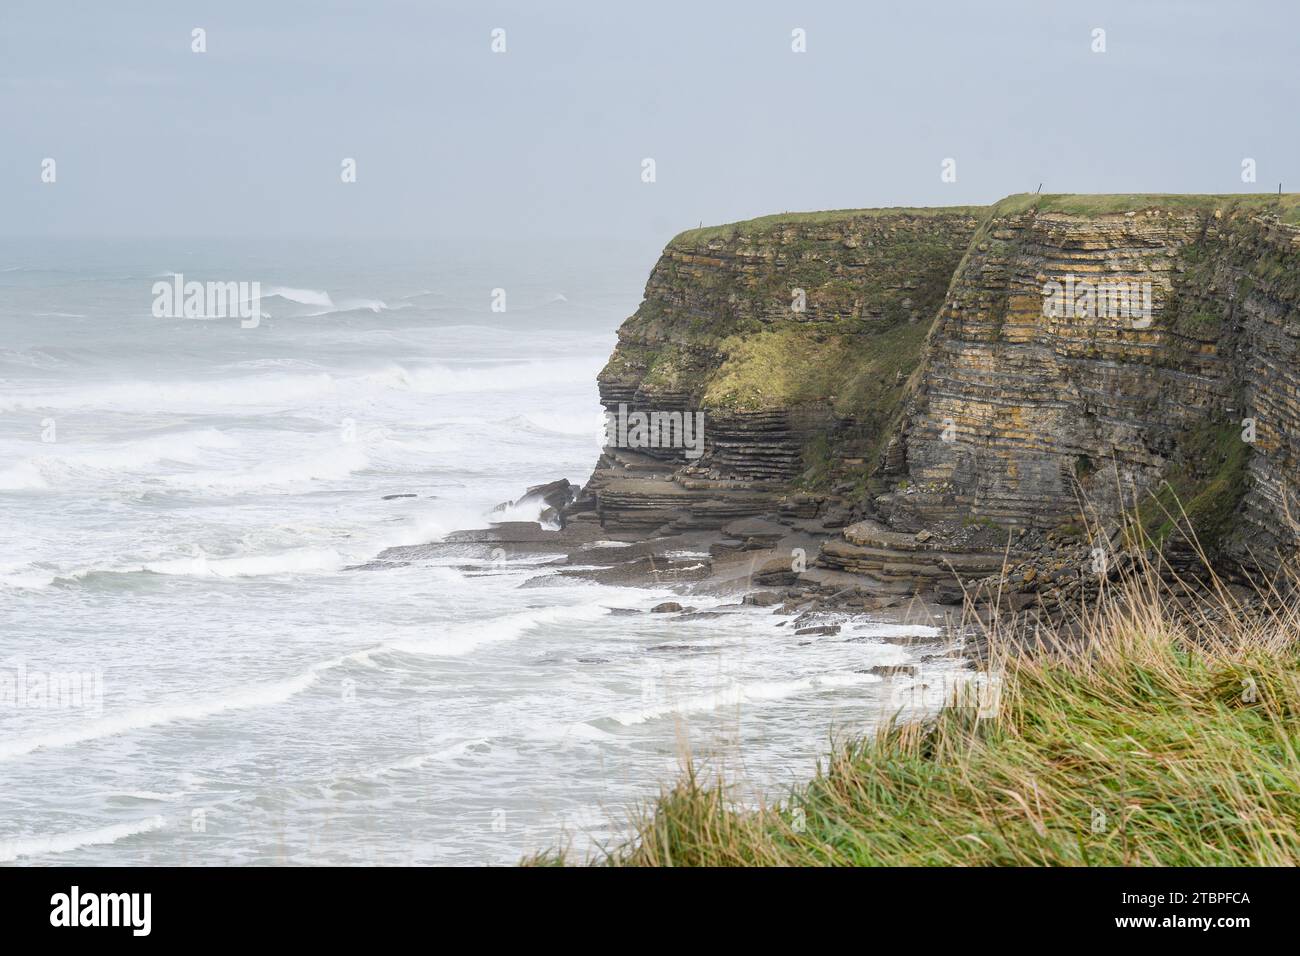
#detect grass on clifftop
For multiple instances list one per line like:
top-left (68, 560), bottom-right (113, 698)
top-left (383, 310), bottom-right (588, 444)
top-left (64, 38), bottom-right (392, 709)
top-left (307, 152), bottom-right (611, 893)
top-left (669, 205), bottom-right (986, 247)
top-left (993, 192), bottom-right (1300, 224)
top-left (531, 552), bottom-right (1300, 866)
top-left (670, 194), bottom-right (1300, 249)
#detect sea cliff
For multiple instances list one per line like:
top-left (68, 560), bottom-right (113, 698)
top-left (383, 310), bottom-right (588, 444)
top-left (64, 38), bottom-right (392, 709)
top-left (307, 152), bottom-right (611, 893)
top-left (567, 194), bottom-right (1300, 608)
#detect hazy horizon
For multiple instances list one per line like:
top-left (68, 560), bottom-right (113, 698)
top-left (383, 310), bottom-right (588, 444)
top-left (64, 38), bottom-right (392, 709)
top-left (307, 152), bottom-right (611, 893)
top-left (4, 0), bottom-right (1299, 242)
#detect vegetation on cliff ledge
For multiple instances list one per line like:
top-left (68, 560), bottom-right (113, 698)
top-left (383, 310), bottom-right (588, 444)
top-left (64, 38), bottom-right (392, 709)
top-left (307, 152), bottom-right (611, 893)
top-left (602, 207), bottom-right (980, 415)
top-left (1137, 419), bottom-right (1253, 558)
top-left (531, 559), bottom-right (1300, 866)
top-left (703, 319), bottom-right (932, 417)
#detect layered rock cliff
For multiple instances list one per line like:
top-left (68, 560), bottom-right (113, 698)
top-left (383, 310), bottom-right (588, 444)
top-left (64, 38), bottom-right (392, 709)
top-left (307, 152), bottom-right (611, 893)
top-left (572, 195), bottom-right (1300, 591)
top-left (875, 195), bottom-right (1300, 575)
top-left (577, 208), bottom-right (982, 532)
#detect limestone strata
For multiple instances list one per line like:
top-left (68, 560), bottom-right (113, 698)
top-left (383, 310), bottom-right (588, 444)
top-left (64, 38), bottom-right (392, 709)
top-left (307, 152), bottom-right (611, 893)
top-left (583, 208), bottom-right (982, 535)
top-left (881, 196), bottom-right (1300, 571)
top-left (818, 520), bottom-right (1022, 593)
top-left (574, 195), bottom-right (1300, 592)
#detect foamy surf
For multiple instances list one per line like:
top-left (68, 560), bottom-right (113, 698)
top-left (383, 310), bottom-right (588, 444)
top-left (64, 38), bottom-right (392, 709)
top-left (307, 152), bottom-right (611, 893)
top-left (0, 652), bottom-right (363, 761)
top-left (0, 429), bottom-right (240, 489)
top-left (382, 602), bottom-right (611, 658)
top-left (263, 286), bottom-right (333, 308)
top-left (0, 360), bottom-right (607, 415)
top-left (372, 358), bottom-right (604, 396)
top-left (608, 671), bottom-right (884, 727)
top-left (0, 816), bottom-right (168, 863)
top-left (36, 547), bottom-right (349, 588)
top-left (0, 239), bottom-right (946, 865)
top-left (0, 568), bottom-right (58, 589)
top-left (160, 446), bottom-right (370, 493)
top-left (0, 373), bottom-right (339, 412)
top-left (851, 623), bottom-right (944, 639)
top-left (351, 738), bottom-right (492, 780)
top-left (101, 790), bottom-right (189, 802)
top-left (0, 461), bottom-right (48, 491)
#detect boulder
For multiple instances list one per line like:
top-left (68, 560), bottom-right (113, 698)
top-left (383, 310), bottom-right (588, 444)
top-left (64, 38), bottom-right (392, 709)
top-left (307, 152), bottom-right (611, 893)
top-left (494, 479), bottom-right (578, 528)
top-left (867, 664), bottom-right (919, 677)
top-left (752, 557), bottom-right (799, 587)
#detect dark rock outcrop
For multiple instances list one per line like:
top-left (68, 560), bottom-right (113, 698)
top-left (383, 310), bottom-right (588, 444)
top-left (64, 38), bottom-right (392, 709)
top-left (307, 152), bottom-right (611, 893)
top-left (496, 478), bottom-right (578, 528)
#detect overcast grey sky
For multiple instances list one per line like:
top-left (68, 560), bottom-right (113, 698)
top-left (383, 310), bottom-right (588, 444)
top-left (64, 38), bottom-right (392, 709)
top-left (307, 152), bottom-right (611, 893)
top-left (2, 0), bottom-right (1296, 240)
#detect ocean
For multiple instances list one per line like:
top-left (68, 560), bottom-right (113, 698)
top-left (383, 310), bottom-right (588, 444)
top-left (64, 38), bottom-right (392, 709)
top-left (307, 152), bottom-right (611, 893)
top-left (0, 238), bottom-right (954, 865)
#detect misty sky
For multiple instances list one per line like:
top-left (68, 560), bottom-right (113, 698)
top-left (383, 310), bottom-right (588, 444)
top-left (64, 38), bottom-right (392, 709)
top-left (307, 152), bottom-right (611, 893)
top-left (2, 0), bottom-right (1297, 241)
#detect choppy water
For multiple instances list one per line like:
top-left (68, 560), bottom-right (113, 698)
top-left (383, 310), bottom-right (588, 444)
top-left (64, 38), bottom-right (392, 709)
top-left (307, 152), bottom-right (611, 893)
top-left (0, 239), bottom-right (958, 865)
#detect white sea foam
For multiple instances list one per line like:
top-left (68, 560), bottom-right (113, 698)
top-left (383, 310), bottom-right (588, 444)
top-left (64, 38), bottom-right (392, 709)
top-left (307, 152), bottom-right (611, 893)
top-left (509, 410), bottom-right (606, 437)
top-left (0, 816), bottom-right (168, 863)
top-left (372, 358), bottom-right (603, 396)
top-left (383, 602), bottom-right (611, 658)
top-left (609, 672), bottom-right (882, 727)
top-left (353, 738), bottom-right (491, 780)
top-left (0, 602), bottom-right (612, 761)
top-left (264, 286), bottom-right (333, 308)
top-left (45, 546), bottom-right (346, 586)
top-left (0, 429), bottom-right (239, 489)
top-left (0, 460), bottom-right (49, 490)
top-left (0, 373), bottom-right (338, 412)
top-left (491, 496), bottom-right (551, 525)
top-left (0, 652), bottom-right (361, 762)
top-left (102, 790), bottom-right (188, 802)
top-left (853, 623), bottom-right (943, 639)
top-left (9, 504), bottom-right (475, 590)
top-left (303, 297), bottom-right (389, 316)
top-left (138, 547), bottom-right (346, 578)
top-left (160, 446), bottom-right (369, 493)
top-left (0, 565), bottom-right (57, 589)
top-left (257, 287), bottom-right (393, 317)
top-left (0, 358), bottom-right (603, 413)
top-left (370, 508), bottom-right (483, 551)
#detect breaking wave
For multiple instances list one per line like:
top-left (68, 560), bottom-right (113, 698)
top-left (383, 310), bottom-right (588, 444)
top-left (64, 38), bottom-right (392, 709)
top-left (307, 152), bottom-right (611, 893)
top-left (0, 816), bottom-right (169, 863)
top-left (0, 652), bottom-right (364, 762)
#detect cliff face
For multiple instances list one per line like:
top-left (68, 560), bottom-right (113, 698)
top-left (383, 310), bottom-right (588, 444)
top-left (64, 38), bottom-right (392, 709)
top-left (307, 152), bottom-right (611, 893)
top-left (583, 208), bottom-right (982, 531)
top-left (879, 195), bottom-right (1300, 571)
top-left (577, 195), bottom-right (1300, 581)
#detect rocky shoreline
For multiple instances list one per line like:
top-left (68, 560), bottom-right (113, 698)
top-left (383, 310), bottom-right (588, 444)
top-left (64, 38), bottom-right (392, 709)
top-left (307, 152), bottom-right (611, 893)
top-left (380, 194), bottom-right (1300, 669)
top-left (560, 195), bottom-right (1299, 642)
top-left (366, 478), bottom-right (973, 673)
